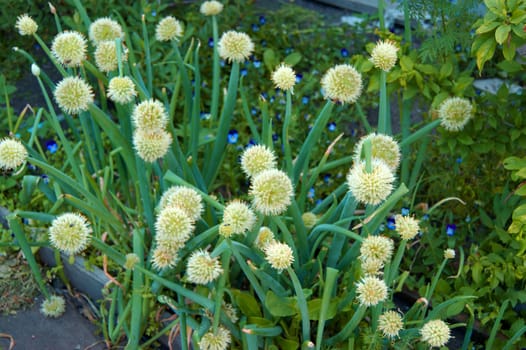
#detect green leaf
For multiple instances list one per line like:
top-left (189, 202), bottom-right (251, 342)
top-left (284, 52), bottom-right (302, 67)
top-left (504, 156), bottom-right (526, 170)
top-left (475, 21), bottom-right (500, 34)
top-left (263, 49), bottom-right (277, 72)
top-left (233, 290), bottom-right (262, 317)
top-left (458, 134), bottom-right (474, 145)
top-left (265, 290), bottom-right (298, 317)
top-left (502, 40), bottom-right (517, 61)
top-left (276, 337), bottom-right (299, 350)
top-left (515, 185), bottom-right (526, 196)
top-left (399, 55), bottom-right (414, 71)
top-left (472, 262), bottom-right (483, 284)
top-left (474, 35), bottom-right (497, 71)
top-left (416, 64), bottom-right (437, 75)
top-left (439, 62), bottom-right (453, 79)
top-left (20, 176), bottom-right (39, 205)
top-left (496, 60), bottom-right (523, 73)
top-left (495, 24), bottom-right (511, 44)
top-left (511, 9), bottom-right (526, 24)
top-left (307, 298), bottom-right (338, 320)
top-left (478, 207), bottom-right (495, 228)
top-left (453, 76), bottom-right (475, 95)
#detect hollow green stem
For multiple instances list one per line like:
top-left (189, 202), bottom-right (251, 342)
top-left (210, 15), bottom-right (220, 122)
top-left (377, 71), bottom-right (388, 134)
top-left (316, 267), bottom-right (339, 350)
top-left (287, 267), bottom-right (310, 344)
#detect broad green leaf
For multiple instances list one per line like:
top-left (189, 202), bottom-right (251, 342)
top-left (276, 337), bottom-right (299, 350)
top-left (416, 63), bottom-right (437, 75)
top-left (472, 262), bottom-right (483, 284)
top-left (284, 52), bottom-right (302, 66)
top-left (495, 24), bottom-right (511, 44)
top-left (503, 156), bottom-right (526, 170)
top-left (511, 9), bottom-right (526, 24)
top-left (265, 290), bottom-right (297, 317)
top-left (458, 134), bottom-right (474, 145)
top-left (307, 298), bottom-right (339, 320)
top-left (263, 48), bottom-right (277, 72)
top-left (233, 290), bottom-right (262, 317)
top-left (399, 55), bottom-right (414, 71)
top-left (514, 185), bottom-right (526, 196)
top-left (453, 76), bottom-right (474, 95)
top-left (403, 86), bottom-right (418, 101)
top-left (496, 60), bottom-right (522, 73)
top-left (502, 40), bottom-right (517, 61)
top-left (439, 62), bottom-right (453, 79)
top-left (475, 21), bottom-right (500, 34)
top-left (475, 35), bottom-right (497, 71)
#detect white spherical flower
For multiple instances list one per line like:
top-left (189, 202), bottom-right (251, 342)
top-left (361, 257), bottom-right (384, 276)
top-left (347, 159), bottom-right (395, 206)
top-left (271, 64), bottom-right (296, 92)
top-left (40, 295), bottom-right (66, 318)
top-left (395, 214), bottom-right (420, 240)
top-left (155, 16), bottom-right (184, 42)
top-left (353, 133), bottom-right (401, 172)
top-left (16, 14), bottom-right (38, 36)
top-left (420, 319), bottom-right (451, 348)
top-left (444, 248), bottom-right (456, 259)
top-left (370, 40), bottom-right (399, 72)
top-left (108, 76), bottom-right (136, 104)
top-left (54, 76), bottom-right (94, 115)
top-left (200, 1), bottom-right (224, 16)
top-left (301, 212), bottom-right (318, 229)
top-left (155, 206), bottom-right (194, 243)
top-left (221, 200), bottom-right (256, 237)
top-left (89, 17), bottom-right (123, 45)
top-left (51, 31), bottom-right (87, 67)
top-left (0, 138), bottom-right (27, 170)
top-left (264, 240), bottom-right (294, 272)
top-left (356, 276), bottom-right (388, 307)
top-left (186, 250), bottom-right (223, 284)
top-left (218, 31), bottom-right (254, 63)
top-left (49, 213), bottom-right (91, 255)
top-left (132, 99), bottom-right (168, 130)
top-left (151, 243), bottom-right (180, 270)
top-left (378, 310), bottom-right (404, 338)
top-left (133, 129), bottom-right (172, 163)
top-left (321, 64), bottom-right (362, 104)
top-left (254, 227), bottom-right (275, 250)
top-left (250, 169), bottom-right (293, 216)
top-left (438, 97), bottom-right (473, 132)
top-left (95, 40), bottom-right (127, 73)
top-left (241, 144), bottom-right (277, 178)
top-left (157, 186), bottom-right (203, 222)
top-left (199, 326), bottom-right (231, 350)
top-left (360, 235), bottom-right (394, 264)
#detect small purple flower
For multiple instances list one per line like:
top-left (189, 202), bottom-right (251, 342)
top-left (327, 122), bottom-right (336, 132)
top-left (307, 187), bottom-right (315, 199)
top-left (386, 216), bottom-right (396, 230)
top-left (401, 208), bottom-right (410, 216)
top-left (259, 15), bottom-right (266, 25)
top-left (302, 96), bottom-right (310, 105)
top-left (45, 139), bottom-right (58, 154)
top-left (340, 48), bottom-right (349, 57)
top-left (227, 129), bottom-right (239, 144)
top-left (446, 224), bottom-right (456, 236)
top-left (208, 38), bottom-right (214, 48)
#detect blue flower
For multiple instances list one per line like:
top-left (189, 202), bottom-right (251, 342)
top-left (340, 48), bottom-right (349, 57)
top-left (200, 112), bottom-right (211, 120)
top-left (251, 107), bottom-right (258, 115)
top-left (45, 139), bottom-right (58, 154)
top-left (386, 216), bottom-right (396, 230)
top-left (446, 224), bottom-right (456, 236)
top-left (307, 187), bottom-right (315, 199)
top-left (465, 215), bottom-right (471, 223)
top-left (259, 15), bottom-right (266, 25)
top-left (260, 40), bottom-right (267, 47)
top-left (327, 122), bottom-right (336, 132)
top-left (275, 113), bottom-right (281, 121)
top-left (247, 138), bottom-right (256, 147)
top-left (27, 163), bottom-right (36, 171)
top-left (285, 47), bottom-right (293, 54)
top-left (295, 73), bottom-right (303, 83)
top-left (241, 68), bottom-right (248, 77)
top-left (227, 129), bottom-right (239, 144)
top-left (220, 60), bottom-right (225, 67)
top-left (151, 10), bottom-right (157, 16)
top-left (251, 24), bottom-right (259, 32)
top-left (261, 92), bottom-right (269, 100)
top-left (401, 207), bottom-right (410, 216)
top-left (253, 60), bottom-right (261, 68)
top-left (208, 38), bottom-right (214, 48)
top-left (302, 96), bottom-right (310, 105)
top-left (456, 157), bottom-right (462, 164)
top-left (379, 224), bottom-right (386, 232)
top-left (323, 174), bottom-right (331, 184)
top-left (422, 214), bottom-right (429, 221)
top-left (41, 174), bottom-right (49, 184)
